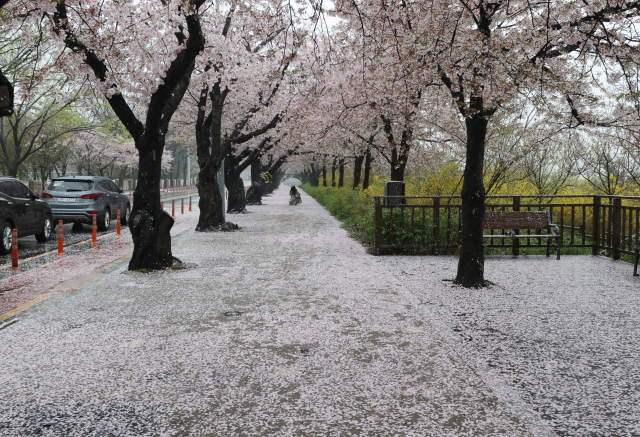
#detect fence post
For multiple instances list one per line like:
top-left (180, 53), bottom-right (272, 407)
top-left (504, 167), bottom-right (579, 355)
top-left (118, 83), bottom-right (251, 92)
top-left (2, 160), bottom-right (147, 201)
top-left (512, 196), bottom-right (520, 256)
top-left (433, 197), bottom-right (440, 255)
top-left (613, 197), bottom-right (622, 260)
top-left (374, 197), bottom-right (381, 256)
top-left (593, 196), bottom-right (601, 255)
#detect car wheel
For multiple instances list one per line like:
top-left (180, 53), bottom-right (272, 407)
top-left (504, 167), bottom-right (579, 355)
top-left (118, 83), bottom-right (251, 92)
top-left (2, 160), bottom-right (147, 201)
top-left (98, 209), bottom-right (111, 231)
top-left (35, 215), bottom-right (53, 242)
top-left (0, 222), bottom-right (12, 255)
top-left (121, 204), bottom-right (130, 225)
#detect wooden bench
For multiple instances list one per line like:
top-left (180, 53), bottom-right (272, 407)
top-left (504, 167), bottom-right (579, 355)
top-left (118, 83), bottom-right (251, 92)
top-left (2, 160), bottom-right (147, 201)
top-left (484, 210), bottom-right (561, 259)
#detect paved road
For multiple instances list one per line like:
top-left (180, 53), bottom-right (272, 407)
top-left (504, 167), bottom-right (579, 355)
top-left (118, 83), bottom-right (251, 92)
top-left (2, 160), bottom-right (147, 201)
top-left (0, 191), bottom-right (200, 279)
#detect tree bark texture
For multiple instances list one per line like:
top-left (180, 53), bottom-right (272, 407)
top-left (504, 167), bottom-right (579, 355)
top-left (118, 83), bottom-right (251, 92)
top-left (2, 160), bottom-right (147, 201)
top-left (310, 163), bottom-right (320, 187)
top-left (331, 157), bottom-right (337, 187)
top-left (454, 114), bottom-right (488, 288)
top-left (245, 180), bottom-right (264, 205)
top-left (363, 148), bottom-right (372, 190)
top-left (251, 159), bottom-right (261, 184)
top-left (338, 158), bottom-right (345, 187)
top-left (353, 154), bottom-right (364, 189)
top-left (196, 83), bottom-right (227, 230)
top-left (226, 174), bottom-right (247, 213)
top-left (390, 147), bottom-right (407, 182)
top-left (322, 165), bottom-right (327, 187)
top-left (128, 140), bottom-right (175, 269)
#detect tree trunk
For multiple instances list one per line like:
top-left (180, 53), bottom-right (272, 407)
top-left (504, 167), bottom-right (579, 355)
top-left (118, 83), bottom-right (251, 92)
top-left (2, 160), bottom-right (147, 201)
top-left (246, 157), bottom-right (264, 205)
top-left (353, 154), bottom-right (364, 189)
top-left (226, 174), bottom-right (247, 213)
top-left (331, 157), bottom-right (337, 187)
top-left (251, 159), bottom-right (261, 183)
top-left (247, 149), bottom-right (294, 201)
top-left (363, 148), bottom-right (372, 190)
top-left (195, 84), bottom-right (226, 230)
top-left (390, 147), bottom-right (407, 182)
top-left (246, 180), bottom-right (263, 205)
top-left (129, 136), bottom-right (175, 270)
top-left (196, 163), bottom-right (224, 230)
top-left (454, 115), bottom-right (488, 288)
top-left (310, 163), bottom-right (319, 187)
top-left (322, 165), bottom-right (327, 187)
top-left (338, 158), bottom-right (344, 187)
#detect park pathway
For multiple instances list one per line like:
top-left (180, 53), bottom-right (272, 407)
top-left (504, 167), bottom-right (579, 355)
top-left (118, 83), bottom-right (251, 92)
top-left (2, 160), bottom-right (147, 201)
top-left (0, 187), bottom-right (544, 436)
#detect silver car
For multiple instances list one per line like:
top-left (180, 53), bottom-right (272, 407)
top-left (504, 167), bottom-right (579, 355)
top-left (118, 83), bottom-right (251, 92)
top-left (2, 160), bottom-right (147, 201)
top-left (42, 176), bottom-right (131, 231)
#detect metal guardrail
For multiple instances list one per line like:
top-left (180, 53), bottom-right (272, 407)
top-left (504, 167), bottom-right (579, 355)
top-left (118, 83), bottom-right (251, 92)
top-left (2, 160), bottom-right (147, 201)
top-left (373, 195), bottom-right (640, 259)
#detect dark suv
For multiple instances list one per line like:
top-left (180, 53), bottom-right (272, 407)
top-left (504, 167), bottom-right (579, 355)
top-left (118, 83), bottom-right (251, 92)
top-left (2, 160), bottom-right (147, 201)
top-left (0, 177), bottom-right (53, 255)
top-left (42, 176), bottom-right (130, 231)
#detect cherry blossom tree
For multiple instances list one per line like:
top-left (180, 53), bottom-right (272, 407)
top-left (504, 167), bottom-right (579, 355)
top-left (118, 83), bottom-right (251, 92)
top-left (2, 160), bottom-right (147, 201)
top-left (9, 0), bottom-right (209, 269)
top-left (0, 25), bottom-right (93, 177)
top-left (69, 130), bottom-right (172, 179)
top-left (329, 0), bottom-right (640, 287)
top-left (176, 0), bottom-right (304, 229)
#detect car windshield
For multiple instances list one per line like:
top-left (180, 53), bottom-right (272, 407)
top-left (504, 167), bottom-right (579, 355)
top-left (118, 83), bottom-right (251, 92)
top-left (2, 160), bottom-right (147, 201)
top-left (47, 180), bottom-right (93, 192)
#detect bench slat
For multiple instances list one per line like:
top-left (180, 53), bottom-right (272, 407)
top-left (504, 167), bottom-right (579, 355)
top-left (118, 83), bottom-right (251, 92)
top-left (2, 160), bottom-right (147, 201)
top-left (484, 211), bottom-right (550, 230)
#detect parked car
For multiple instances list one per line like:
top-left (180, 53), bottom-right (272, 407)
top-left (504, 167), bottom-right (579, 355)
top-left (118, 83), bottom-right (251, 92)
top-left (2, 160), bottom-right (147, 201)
top-left (0, 177), bottom-right (53, 255)
top-left (41, 176), bottom-right (131, 232)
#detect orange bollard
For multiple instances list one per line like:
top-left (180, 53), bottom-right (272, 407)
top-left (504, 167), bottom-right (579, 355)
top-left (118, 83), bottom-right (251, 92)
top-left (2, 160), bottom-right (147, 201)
top-left (10, 228), bottom-right (19, 270)
top-left (92, 213), bottom-right (98, 246)
top-left (189, 196), bottom-right (192, 212)
top-left (172, 199), bottom-right (175, 217)
top-left (57, 220), bottom-right (64, 256)
top-left (181, 198), bottom-right (184, 214)
top-left (129, 189), bottom-right (132, 199)
top-left (116, 209), bottom-right (121, 236)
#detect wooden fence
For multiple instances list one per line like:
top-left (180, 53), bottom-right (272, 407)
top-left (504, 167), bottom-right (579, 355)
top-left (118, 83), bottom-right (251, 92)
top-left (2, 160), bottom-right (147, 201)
top-left (373, 195), bottom-right (640, 259)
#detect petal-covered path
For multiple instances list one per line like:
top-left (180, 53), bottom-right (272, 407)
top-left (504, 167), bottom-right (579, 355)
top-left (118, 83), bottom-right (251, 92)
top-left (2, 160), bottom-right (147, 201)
top-left (1, 188), bottom-right (553, 436)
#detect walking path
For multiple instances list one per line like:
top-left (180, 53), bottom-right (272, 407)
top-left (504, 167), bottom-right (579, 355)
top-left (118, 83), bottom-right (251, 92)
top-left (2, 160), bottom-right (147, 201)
top-left (0, 187), bottom-right (543, 436)
top-left (385, 254), bottom-right (640, 437)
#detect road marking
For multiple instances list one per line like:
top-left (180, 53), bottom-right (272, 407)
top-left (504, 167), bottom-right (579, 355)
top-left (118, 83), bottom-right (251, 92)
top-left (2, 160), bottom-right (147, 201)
top-left (0, 292), bottom-right (53, 323)
top-left (101, 254), bottom-right (131, 272)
